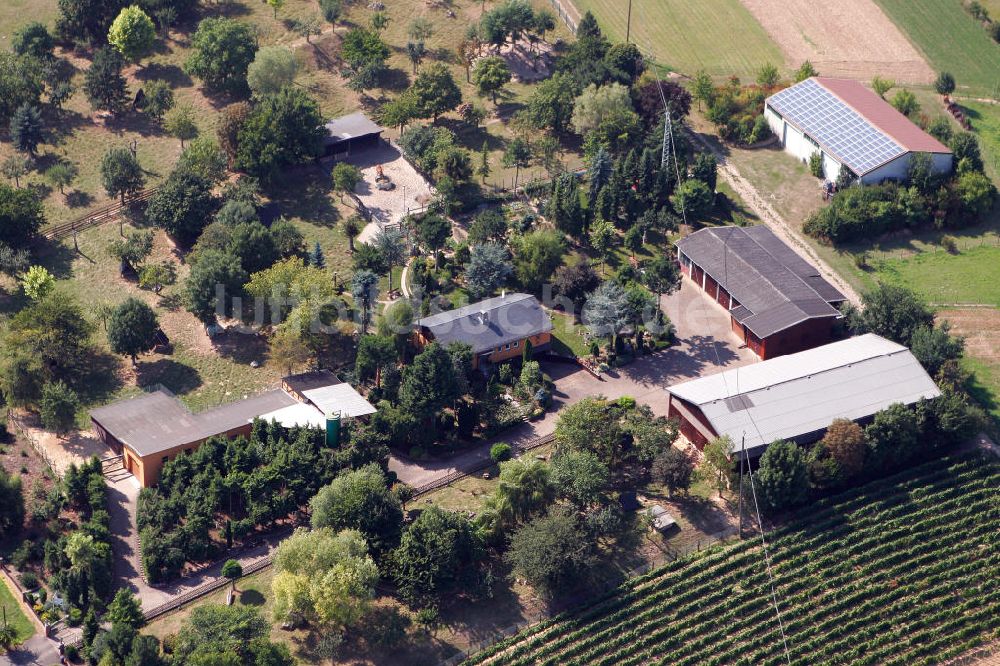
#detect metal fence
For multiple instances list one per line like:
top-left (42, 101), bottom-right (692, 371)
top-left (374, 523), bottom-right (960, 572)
top-left (548, 0), bottom-right (579, 33)
top-left (7, 411), bottom-right (60, 478)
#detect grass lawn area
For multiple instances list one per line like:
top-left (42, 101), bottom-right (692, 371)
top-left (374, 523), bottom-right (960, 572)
top-left (876, 245), bottom-right (1000, 306)
top-left (573, 0), bottom-right (783, 78)
top-left (550, 311), bottom-right (591, 358)
top-left (960, 101), bottom-right (1000, 180)
top-left (874, 0), bottom-right (1000, 97)
top-left (0, 1), bottom-right (58, 50)
top-left (0, 573), bottom-right (35, 648)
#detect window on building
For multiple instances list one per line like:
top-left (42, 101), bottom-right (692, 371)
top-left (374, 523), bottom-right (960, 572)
top-left (162, 456), bottom-right (169, 465)
top-left (513, 340), bottom-right (519, 348)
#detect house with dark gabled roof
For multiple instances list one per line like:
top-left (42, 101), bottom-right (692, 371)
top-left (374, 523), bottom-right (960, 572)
top-left (676, 225), bottom-right (846, 359)
top-left (414, 293), bottom-right (553, 369)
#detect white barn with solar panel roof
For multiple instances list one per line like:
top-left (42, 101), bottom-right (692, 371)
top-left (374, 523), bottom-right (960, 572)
top-left (764, 78), bottom-right (952, 184)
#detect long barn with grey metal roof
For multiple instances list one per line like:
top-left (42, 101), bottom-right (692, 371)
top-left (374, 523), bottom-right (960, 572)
top-left (665, 334), bottom-right (941, 458)
top-left (676, 225), bottom-right (845, 359)
top-left (764, 78), bottom-right (952, 184)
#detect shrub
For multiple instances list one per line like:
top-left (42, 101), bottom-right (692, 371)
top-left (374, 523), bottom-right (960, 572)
top-left (809, 152), bottom-right (824, 179)
top-left (490, 442), bottom-right (513, 463)
top-left (19, 570), bottom-right (39, 589)
top-left (940, 235), bottom-right (959, 253)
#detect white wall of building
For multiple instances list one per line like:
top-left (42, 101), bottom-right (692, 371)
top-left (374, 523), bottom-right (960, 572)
top-left (861, 152), bottom-right (954, 184)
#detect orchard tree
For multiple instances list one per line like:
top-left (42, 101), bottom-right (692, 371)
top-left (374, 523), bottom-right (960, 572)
top-left (2, 156), bottom-right (30, 189)
top-left (320, 0), bottom-right (342, 29)
top-left (392, 506), bottom-right (484, 606)
top-left (217, 102), bottom-right (251, 165)
top-left (108, 6), bottom-right (156, 64)
top-left (0, 182), bottom-right (43, 248)
top-left (269, 328), bottom-right (311, 374)
top-left (504, 506), bottom-right (594, 597)
top-left (309, 464), bottom-right (403, 552)
top-left (642, 253), bottom-right (681, 300)
top-left (142, 80), bottom-right (175, 122)
top-left (101, 146), bottom-right (145, 206)
top-left (550, 450), bottom-right (610, 508)
top-left (331, 162), bottom-right (361, 202)
top-left (45, 163), bottom-right (78, 196)
top-left (272, 527), bottom-right (378, 629)
top-left (107, 297), bottom-right (159, 365)
top-left (12, 22), bottom-right (54, 60)
top-left (21, 265), bottom-right (56, 301)
top-left (10, 104), bottom-right (44, 156)
top-left (222, 559), bottom-right (243, 592)
top-left (165, 103), bottom-right (198, 148)
top-left (185, 18), bottom-right (258, 94)
top-left (84, 47), bottom-right (129, 115)
top-left (472, 56), bottom-right (512, 104)
top-left (235, 87), bottom-right (325, 181)
top-left (416, 214), bottom-right (451, 267)
top-left (757, 440), bottom-right (810, 512)
top-left (185, 249), bottom-right (247, 323)
top-left (411, 64), bottom-right (462, 121)
top-left (343, 215), bottom-right (362, 252)
top-left (671, 179), bottom-right (714, 221)
top-left (935, 71), bottom-right (956, 95)
top-left (40, 380), bottom-right (80, 436)
top-left (651, 447), bottom-right (693, 497)
top-left (502, 137), bottom-right (532, 191)
top-left (247, 46), bottom-right (299, 98)
top-left (146, 168), bottom-right (215, 245)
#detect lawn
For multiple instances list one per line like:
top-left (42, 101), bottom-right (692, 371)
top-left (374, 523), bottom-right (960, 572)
top-left (874, 0), bottom-right (1000, 96)
top-left (572, 0), bottom-right (783, 78)
top-left (875, 244), bottom-right (1000, 306)
top-left (466, 451), bottom-right (1000, 665)
top-left (0, 572), bottom-right (35, 649)
top-left (961, 101), bottom-right (1000, 180)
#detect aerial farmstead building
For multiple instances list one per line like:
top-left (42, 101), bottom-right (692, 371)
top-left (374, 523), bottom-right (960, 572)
top-left (665, 334), bottom-right (941, 459)
top-left (323, 112), bottom-right (384, 157)
top-left (676, 225), bottom-right (846, 359)
top-left (764, 77), bottom-right (953, 184)
top-left (89, 371), bottom-right (375, 487)
top-left (415, 293), bottom-right (553, 370)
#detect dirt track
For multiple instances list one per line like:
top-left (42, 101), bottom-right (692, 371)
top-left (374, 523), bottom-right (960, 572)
top-left (739, 0), bottom-right (934, 83)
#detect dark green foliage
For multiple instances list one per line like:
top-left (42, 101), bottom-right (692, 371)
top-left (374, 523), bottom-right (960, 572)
top-left (0, 53), bottom-right (44, 124)
top-left (546, 173), bottom-right (585, 235)
top-left (513, 229), bottom-right (565, 292)
top-left (10, 104), bottom-right (43, 156)
top-left (84, 47), bottom-right (129, 114)
top-left (100, 146), bottom-right (145, 205)
top-left (845, 283), bottom-right (934, 347)
top-left (185, 18), bottom-right (257, 94)
top-left (550, 450), bottom-right (610, 508)
top-left (399, 342), bottom-right (461, 424)
top-left (12, 23), bottom-right (54, 60)
top-left (505, 505), bottom-right (595, 597)
top-left (269, 217), bottom-right (304, 258)
top-left (391, 506), bottom-right (485, 606)
top-left (865, 402), bottom-right (920, 472)
top-left (0, 182), bottom-right (44, 249)
top-left (40, 380), bottom-right (79, 435)
top-left (803, 182), bottom-right (930, 243)
top-left (651, 447), bottom-right (693, 497)
top-left (0, 469), bottom-right (24, 539)
top-left (235, 87), bottom-right (326, 182)
top-left (56, 0), bottom-right (125, 45)
top-left (909, 324), bottom-right (964, 376)
top-left (949, 132), bottom-right (984, 174)
top-left (107, 297), bottom-right (159, 363)
top-left (934, 71), bottom-right (956, 95)
top-left (184, 249), bottom-right (246, 323)
top-left (690, 152), bottom-right (718, 191)
top-left (468, 210), bottom-right (507, 245)
top-left (524, 73), bottom-right (578, 134)
top-left (355, 335), bottom-right (396, 388)
top-left (757, 439), bottom-right (810, 512)
top-left (552, 262), bottom-right (600, 309)
top-left (146, 167), bottom-right (216, 245)
top-left (139, 420), bottom-right (387, 583)
top-left (168, 605), bottom-right (291, 666)
top-left (309, 241), bottom-right (325, 268)
top-left (398, 124), bottom-right (457, 173)
top-left (228, 221), bottom-right (278, 273)
top-left (2, 292), bottom-right (94, 387)
top-left (107, 588), bottom-right (144, 632)
top-left (309, 463), bottom-right (403, 553)
top-left (490, 442), bottom-right (513, 463)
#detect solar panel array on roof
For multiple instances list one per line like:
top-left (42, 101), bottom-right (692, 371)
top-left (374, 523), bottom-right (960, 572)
top-left (767, 78), bottom-right (905, 176)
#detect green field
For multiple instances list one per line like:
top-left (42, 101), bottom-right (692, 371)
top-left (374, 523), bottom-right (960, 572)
top-left (876, 245), bottom-right (1000, 306)
top-left (0, 574), bottom-right (35, 649)
top-left (962, 101), bottom-right (1000, 180)
top-left (465, 452), bottom-right (1000, 666)
top-left (572, 0), bottom-right (783, 78)
top-left (873, 0), bottom-right (1000, 96)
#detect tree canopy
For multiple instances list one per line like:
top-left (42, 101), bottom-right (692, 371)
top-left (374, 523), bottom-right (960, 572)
top-left (107, 297), bottom-right (159, 364)
top-left (185, 18), bottom-right (258, 93)
top-left (309, 464), bottom-right (403, 553)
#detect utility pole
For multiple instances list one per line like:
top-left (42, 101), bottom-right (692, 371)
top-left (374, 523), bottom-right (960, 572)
top-left (738, 433), bottom-right (746, 537)
top-left (626, 0), bottom-right (633, 43)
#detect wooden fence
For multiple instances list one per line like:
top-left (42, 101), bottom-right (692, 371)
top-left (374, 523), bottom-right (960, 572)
top-left (43, 188), bottom-right (158, 241)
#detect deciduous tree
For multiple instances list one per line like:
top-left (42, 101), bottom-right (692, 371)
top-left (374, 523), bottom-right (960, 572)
top-left (108, 5), bottom-right (156, 64)
top-left (40, 380), bottom-right (79, 435)
top-left (757, 439), bottom-right (809, 512)
top-left (310, 465), bottom-right (403, 553)
top-left (107, 297), bottom-right (159, 365)
top-left (84, 47), bottom-right (129, 114)
top-left (185, 18), bottom-right (257, 94)
top-left (100, 146), bottom-right (145, 206)
top-left (247, 46), bottom-right (299, 98)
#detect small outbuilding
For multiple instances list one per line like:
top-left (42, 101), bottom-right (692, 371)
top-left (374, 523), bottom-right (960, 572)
top-left (643, 505), bottom-right (678, 532)
top-left (323, 112), bottom-right (384, 157)
top-left (765, 77), bottom-right (953, 184)
top-left (665, 334), bottom-right (941, 460)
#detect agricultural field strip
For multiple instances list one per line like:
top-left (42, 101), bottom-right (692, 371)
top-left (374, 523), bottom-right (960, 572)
top-left (480, 463), bottom-right (981, 663)
top-left (465, 462), bottom-right (969, 664)
top-left (512, 482), bottom-right (997, 666)
top-left (506, 473), bottom-right (997, 664)
top-left (467, 456), bottom-right (998, 666)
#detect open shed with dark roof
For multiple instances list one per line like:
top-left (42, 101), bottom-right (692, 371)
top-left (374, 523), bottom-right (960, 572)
top-left (676, 225), bottom-right (845, 359)
top-left (323, 112), bottom-right (383, 156)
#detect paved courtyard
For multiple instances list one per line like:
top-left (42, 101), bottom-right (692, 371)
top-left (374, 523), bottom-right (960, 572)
top-left (389, 279), bottom-right (757, 488)
top-left (342, 142), bottom-right (433, 244)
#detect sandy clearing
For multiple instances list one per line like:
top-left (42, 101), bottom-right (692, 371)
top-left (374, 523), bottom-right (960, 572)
top-left (739, 0), bottom-right (934, 83)
top-left (937, 308), bottom-right (1000, 360)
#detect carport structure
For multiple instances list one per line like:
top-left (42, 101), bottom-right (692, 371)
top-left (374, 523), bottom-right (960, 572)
top-left (323, 112), bottom-right (383, 157)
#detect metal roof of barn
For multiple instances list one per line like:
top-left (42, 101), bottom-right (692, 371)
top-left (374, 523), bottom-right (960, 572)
top-left (417, 293), bottom-right (553, 354)
top-left (676, 226), bottom-right (844, 339)
top-left (766, 78), bottom-right (950, 176)
top-left (665, 334), bottom-right (941, 457)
